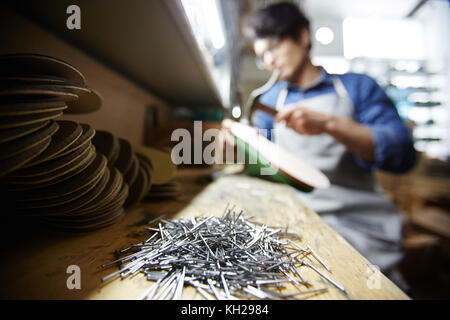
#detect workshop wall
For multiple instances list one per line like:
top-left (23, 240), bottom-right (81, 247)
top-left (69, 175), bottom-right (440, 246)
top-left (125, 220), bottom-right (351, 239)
top-left (0, 7), bottom-right (173, 145)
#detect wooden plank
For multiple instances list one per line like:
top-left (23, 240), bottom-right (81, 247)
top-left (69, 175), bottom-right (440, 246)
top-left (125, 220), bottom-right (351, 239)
top-left (403, 233), bottom-right (440, 249)
top-left (410, 206), bottom-right (450, 239)
top-left (0, 166), bottom-right (409, 300)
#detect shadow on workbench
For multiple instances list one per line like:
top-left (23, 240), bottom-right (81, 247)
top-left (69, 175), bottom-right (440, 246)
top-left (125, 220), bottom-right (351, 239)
top-left (377, 168), bottom-right (450, 300)
top-left (397, 222), bottom-right (450, 300)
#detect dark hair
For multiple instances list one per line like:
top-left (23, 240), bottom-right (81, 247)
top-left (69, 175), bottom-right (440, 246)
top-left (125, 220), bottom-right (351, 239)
top-left (245, 2), bottom-right (310, 42)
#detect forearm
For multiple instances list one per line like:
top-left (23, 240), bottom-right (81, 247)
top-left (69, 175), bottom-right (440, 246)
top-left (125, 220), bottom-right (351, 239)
top-left (324, 115), bottom-right (375, 163)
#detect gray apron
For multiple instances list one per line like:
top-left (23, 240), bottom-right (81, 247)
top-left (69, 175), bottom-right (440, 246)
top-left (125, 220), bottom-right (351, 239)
top-left (273, 78), bottom-right (404, 272)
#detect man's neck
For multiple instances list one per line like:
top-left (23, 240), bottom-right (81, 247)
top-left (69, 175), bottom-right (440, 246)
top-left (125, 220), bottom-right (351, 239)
top-left (291, 58), bottom-right (321, 89)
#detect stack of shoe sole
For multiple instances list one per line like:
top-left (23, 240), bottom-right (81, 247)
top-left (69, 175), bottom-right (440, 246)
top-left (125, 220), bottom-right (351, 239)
top-left (144, 179), bottom-right (180, 199)
top-left (92, 130), bottom-right (181, 204)
top-left (0, 54), bottom-right (128, 232)
top-left (135, 145), bottom-right (179, 200)
top-left (92, 130), bottom-right (155, 207)
top-left (0, 54), bottom-right (102, 114)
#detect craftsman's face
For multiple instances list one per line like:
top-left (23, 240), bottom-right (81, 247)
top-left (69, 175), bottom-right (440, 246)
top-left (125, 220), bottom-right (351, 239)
top-left (253, 29), bottom-right (310, 81)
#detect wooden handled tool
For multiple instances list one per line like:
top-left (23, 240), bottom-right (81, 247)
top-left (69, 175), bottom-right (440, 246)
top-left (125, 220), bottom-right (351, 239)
top-left (251, 100), bottom-right (278, 118)
top-left (241, 69), bottom-right (280, 123)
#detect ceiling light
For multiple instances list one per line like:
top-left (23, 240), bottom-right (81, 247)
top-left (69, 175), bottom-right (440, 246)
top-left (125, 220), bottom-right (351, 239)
top-left (315, 27), bottom-right (334, 45)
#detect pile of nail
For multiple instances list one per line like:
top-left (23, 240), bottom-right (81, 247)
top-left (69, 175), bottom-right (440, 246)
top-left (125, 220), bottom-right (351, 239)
top-left (101, 208), bottom-right (345, 299)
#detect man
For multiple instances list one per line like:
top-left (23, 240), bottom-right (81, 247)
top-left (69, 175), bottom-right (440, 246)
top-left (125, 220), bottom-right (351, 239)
top-left (238, 2), bottom-right (417, 277)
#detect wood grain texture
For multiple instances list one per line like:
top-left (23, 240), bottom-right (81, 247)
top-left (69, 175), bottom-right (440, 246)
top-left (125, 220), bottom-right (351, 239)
top-left (0, 166), bottom-right (409, 300)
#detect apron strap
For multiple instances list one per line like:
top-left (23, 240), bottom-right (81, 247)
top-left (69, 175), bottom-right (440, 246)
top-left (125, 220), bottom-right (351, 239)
top-left (332, 77), bottom-right (353, 108)
top-left (275, 77), bottom-right (353, 112)
top-left (276, 87), bottom-right (288, 110)
top-left (333, 77), bottom-right (346, 96)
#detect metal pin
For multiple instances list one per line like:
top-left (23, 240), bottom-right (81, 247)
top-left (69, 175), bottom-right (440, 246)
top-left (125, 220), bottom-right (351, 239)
top-left (152, 271), bottom-right (178, 300)
top-left (207, 279), bottom-right (224, 300)
top-left (307, 245), bottom-right (331, 273)
top-left (302, 261), bottom-right (346, 293)
top-left (140, 277), bottom-right (163, 300)
top-left (194, 285), bottom-right (215, 300)
top-left (221, 272), bottom-right (230, 299)
top-left (102, 208), bottom-right (335, 300)
top-left (173, 266), bottom-right (186, 300)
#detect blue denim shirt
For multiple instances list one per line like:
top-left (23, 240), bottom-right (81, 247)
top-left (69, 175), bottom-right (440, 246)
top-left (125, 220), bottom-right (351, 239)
top-left (253, 69), bottom-right (417, 173)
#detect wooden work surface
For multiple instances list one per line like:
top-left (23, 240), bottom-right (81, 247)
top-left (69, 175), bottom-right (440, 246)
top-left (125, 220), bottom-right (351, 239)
top-left (0, 165), bottom-right (409, 300)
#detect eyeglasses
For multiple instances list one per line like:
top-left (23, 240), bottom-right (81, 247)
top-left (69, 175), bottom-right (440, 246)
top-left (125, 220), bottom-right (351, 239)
top-left (254, 37), bottom-right (280, 70)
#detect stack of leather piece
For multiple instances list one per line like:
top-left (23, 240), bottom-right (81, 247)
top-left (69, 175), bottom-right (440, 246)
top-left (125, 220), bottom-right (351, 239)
top-left (92, 130), bottom-right (181, 204)
top-left (135, 145), bottom-right (179, 200)
top-left (144, 180), bottom-right (180, 199)
top-left (0, 54), bottom-right (127, 232)
top-left (92, 130), bottom-right (155, 207)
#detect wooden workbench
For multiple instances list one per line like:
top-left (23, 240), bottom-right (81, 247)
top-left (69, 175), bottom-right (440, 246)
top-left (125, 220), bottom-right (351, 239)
top-left (0, 165), bottom-right (409, 300)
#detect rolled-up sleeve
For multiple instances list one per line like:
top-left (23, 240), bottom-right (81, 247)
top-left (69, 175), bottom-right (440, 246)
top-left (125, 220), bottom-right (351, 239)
top-left (347, 74), bottom-right (417, 173)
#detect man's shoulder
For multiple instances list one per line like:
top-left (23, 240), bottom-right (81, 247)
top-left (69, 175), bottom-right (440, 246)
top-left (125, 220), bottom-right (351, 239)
top-left (335, 72), bottom-right (376, 86)
top-left (334, 72), bottom-right (382, 102)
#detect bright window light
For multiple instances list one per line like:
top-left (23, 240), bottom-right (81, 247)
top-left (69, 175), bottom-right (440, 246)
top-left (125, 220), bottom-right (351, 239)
top-left (391, 75), bottom-right (427, 89)
top-left (312, 56), bottom-right (350, 74)
top-left (408, 107), bottom-right (432, 123)
top-left (394, 60), bottom-right (421, 73)
top-left (315, 27), bottom-right (334, 45)
top-left (343, 17), bottom-right (425, 60)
